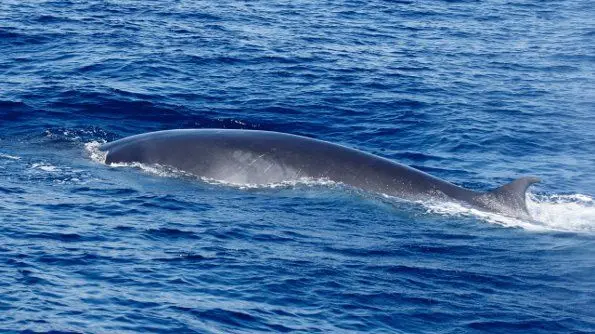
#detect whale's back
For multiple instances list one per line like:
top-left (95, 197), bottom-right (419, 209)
top-left (101, 129), bottom-right (538, 220)
top-left (101, 129), bottom-right (430, 190)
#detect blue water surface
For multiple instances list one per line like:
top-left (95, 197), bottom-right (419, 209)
top-left (1, 0), bottom-right (594, 333)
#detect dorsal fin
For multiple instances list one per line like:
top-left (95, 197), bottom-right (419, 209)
top-left (474, 177), bottom-right (540, 219)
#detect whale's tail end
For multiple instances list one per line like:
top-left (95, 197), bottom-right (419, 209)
top-left (473, 177), bottom-right (541, 220)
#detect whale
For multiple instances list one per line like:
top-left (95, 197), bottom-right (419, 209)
top-left (99, 129), bottom-right (539, 220)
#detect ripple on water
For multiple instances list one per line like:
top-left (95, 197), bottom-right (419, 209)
top-left (0, 0), bottom-right (593, 333)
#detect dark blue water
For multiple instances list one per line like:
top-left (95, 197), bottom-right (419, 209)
top-left (1, 0), bottom-right (594, 332)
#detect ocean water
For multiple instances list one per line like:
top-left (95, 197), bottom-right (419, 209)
top-left (1, 0), bottom-right (594, 332)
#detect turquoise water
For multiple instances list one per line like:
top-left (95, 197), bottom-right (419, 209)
top-left (1, 0), bottom-right (594, 332)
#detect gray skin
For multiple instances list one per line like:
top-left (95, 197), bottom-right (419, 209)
top-left (100, 129), bottom-right (539, 220)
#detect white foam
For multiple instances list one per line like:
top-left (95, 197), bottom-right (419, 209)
top-left (110, 161), bottom-right (193, 179)
top-left (107, 159), bottom-right (338, 190)
top-left (421, 193), bottom-right (595, 233)
top-left (421, 199), bottom-right (548, 231)
top-left (526, 193), bottom-right (595, 233)
top-left (204, 176), bottom-right (339, 190)
top-left (0, 153), bottom-right (21, 160)
top-left (84, 141), bottom-right (107, 164)
top-left (31, 163), bottom-right (60, 172)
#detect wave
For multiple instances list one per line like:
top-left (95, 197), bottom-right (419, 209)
top-left (0, 153), bottom-right (21, 160)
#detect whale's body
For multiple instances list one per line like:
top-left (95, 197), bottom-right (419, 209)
top-left (100, 129), bottom-right (539, 219)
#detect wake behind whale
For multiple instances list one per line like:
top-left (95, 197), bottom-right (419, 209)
top-left (99, 129), bottom-right (540, 220)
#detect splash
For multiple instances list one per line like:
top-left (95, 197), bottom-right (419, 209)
top-left (84, 141), bottom-right (108, 164)
top-left (31, 163), bottom-right (60, 172)
top-left (111, 161), bottom-right (195, 179)
top-left (202, 176), bottom-right (339, 190)
top-left (104, 159), bottom-right (337, 189)
top-left (526, 193), bottom-right (595, 233)
top-left (422, 193), bottom-right (595, 233)
top-left (421, 199), bottom-right (548, 231)
top-left (45, 127), bottom-right (110, 143)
